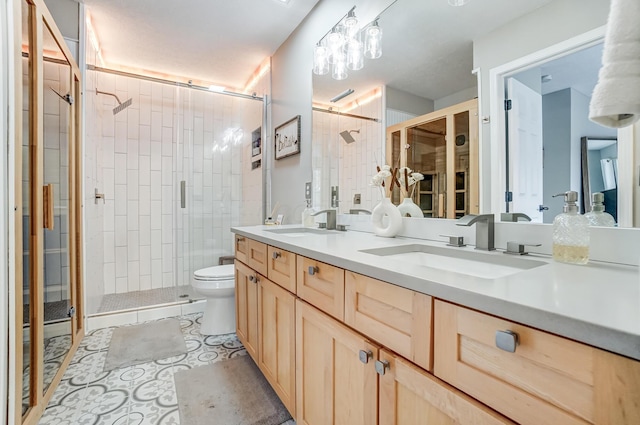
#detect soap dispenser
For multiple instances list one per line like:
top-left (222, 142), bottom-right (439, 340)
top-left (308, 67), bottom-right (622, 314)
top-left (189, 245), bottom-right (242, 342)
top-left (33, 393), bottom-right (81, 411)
top-left (302, 200), bottom-right (315, 228)
top-left (585, 192), bottom-right (616, 227)
top-left (552, 191), bottom-right (590, 264)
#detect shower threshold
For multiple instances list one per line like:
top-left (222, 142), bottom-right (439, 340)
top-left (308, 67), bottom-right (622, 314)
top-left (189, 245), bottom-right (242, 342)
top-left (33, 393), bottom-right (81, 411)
top-left (94, 285), bottom-right (202, 315)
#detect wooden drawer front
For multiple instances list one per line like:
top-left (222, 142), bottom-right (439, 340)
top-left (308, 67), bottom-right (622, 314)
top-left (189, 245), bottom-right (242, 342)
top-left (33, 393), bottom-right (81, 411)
top-left (248, 239), bottom-right (268, 276)
top-left (345, 272), bottom-right (433, 371)
top-left (296, 256), bottom-right (345, 321)
top-left (267, 246), bottom-right (296, 293)
top-left (379, 349), bottom-right (516, 425)
top-left (235, 235), bottom-right (248, 264)
top-left (434, 300), bottom-right (640, 425)
top-left (259, 278), bottom-right (296, 417)
top-left (296, 300), bottom-right (378, 425)
top-left (235, 260), bottom-right (259, 362)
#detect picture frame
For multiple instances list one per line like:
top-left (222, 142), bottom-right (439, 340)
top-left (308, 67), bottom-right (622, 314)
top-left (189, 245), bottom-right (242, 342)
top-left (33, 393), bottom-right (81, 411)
top-left (274, 115), bottom-right (301, 160)
top-left (251, 127), bottom-right (261, 158)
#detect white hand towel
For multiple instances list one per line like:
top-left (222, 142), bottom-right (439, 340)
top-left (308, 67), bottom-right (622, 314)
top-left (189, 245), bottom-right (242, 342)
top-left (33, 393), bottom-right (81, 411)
top-left (589, 0), bottom-right (640, 128)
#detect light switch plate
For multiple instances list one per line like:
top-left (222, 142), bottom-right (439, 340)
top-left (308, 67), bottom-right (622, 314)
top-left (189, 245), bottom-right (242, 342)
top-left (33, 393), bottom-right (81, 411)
top-left (305, 182), bottom-right (312, 200)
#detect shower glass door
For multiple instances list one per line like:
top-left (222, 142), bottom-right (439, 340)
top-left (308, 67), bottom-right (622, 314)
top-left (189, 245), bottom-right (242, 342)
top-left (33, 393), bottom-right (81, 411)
top-left (41, 20), bottom-right (73, 394)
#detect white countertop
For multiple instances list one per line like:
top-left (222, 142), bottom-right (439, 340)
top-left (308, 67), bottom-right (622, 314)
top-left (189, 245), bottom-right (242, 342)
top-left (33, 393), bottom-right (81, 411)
top-left (232, 225), bottom-right (640, 361)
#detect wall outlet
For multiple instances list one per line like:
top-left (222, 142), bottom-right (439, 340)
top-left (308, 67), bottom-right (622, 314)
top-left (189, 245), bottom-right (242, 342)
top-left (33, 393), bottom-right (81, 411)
top-left (305, 182), bottom-right (312, 200)
top-left (353, 193), bottom-right (361, 205)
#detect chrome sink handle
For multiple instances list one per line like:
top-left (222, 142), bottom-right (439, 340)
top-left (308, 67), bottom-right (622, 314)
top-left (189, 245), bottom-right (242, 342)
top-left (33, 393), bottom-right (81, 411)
top-left (440, 234), bottom-right (465, 247)
top-left (504, 241), bottom-right (542, 255)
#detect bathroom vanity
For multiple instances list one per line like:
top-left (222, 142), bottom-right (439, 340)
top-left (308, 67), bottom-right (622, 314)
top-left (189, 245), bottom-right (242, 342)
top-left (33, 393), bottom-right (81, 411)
top-left (232, 225), bottom-right (640, 425)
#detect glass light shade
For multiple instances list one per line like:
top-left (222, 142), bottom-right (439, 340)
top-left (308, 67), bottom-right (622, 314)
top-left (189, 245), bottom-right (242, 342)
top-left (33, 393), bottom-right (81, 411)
top-left (313, 45), bottom-right (329, 75)
top-left (346, 40), bottom-right (364, 71)
top-left (332, 55), bottom-right (348, 80)
top-left (343, 12), bottom-right (360, 40)
top-left (364, 23), bottom-right (382, 59)
top-left (326, 27), bottom-right (344, 64)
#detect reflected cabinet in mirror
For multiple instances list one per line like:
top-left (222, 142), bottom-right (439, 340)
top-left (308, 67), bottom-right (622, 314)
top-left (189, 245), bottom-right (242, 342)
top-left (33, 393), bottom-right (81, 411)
top-left (386, 99), bottom-right (478, 218)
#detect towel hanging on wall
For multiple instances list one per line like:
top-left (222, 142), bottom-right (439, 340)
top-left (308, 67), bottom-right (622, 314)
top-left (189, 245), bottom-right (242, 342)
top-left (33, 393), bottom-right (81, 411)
top-left (589, 0), bottom-right (640, 128)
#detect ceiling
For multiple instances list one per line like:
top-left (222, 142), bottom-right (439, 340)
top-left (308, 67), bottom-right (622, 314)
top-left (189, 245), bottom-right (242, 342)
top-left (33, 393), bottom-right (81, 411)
top-left (82, 0), bottom-right (557, 101)
top-left (538, 43), bottom-right (603, 96)
top-left (82, 0), bottom-right (321, 90)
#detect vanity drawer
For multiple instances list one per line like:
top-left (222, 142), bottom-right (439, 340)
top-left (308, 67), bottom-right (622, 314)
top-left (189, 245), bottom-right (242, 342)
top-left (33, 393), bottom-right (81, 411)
top-left (267, 246), bottom-right (296, 293)
top-left (296, 255), bottom-right (345, 321)
top-left (434, 300), bottom-right (640, 425)
top-left (247, 239), bottom-right (268, 276)
top-left (345, 272), bottom-right (433, 371)
top-left (235, 234), bottom-right (249, 264)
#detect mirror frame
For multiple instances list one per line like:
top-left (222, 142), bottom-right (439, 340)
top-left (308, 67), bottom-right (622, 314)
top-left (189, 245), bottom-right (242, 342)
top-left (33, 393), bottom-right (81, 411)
top-left (487, 25), bottom-right (636, 227)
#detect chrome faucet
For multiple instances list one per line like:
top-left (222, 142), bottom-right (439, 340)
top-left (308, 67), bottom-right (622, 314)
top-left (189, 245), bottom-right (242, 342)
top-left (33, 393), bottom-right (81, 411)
top-left (456, 214), bottom-right (495, 251)
top-left (349, 209), bottom-right (371, 215)
top-left (311, 209), bottom-right (337, 230)
top-left (500, 212), bottom-right (531, 222)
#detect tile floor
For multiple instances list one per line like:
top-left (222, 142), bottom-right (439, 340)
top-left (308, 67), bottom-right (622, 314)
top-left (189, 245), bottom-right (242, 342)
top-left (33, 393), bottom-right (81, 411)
top-left (38, 312), bottom-right (296, 425)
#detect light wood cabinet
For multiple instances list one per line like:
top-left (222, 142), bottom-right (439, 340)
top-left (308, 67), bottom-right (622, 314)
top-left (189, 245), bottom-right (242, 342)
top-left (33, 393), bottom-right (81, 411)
top-left (378, 348), bottom-right (515, 425)
top-left (296, 300), bottom-right (378, 425)
top-left (234, 260), bottom-right (259, 362)
top-left (235, 234), bottom-right (249, 264)
top-left (434, 300), bottom-right (640, 425)
top-left (248, 239), bottom-right (268, 276)
top-left (258, 278), bottom-right (296, 416)
top-left (268, 245), bottom-right (296, 292)
top-left (296, 256), bottom-right (345, 321)
top-left (345, 272), bottom-right (433, 371)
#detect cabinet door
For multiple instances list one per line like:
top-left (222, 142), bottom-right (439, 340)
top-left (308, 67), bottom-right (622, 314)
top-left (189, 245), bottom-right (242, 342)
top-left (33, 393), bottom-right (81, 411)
top-left (345, 272), bottom-right (432, 371)
top-left (259, 278), bottom-right (296, 417)
top-left (235, 235), bottom-right (249, 264)
top-left (267, 245), bottom-right (296, 292)
top-left (296, 256), bottom-right (345, 321)
top-left (296, 300), bottom-right (378, 425)
top-left (378, 349), bottom-right (515, 425)
top-left (248, 239), bottom-right (268, 276)
top-left (235, 260), bottom-right (258, 361)
top-left (434, 300), bottom-right (640, 425)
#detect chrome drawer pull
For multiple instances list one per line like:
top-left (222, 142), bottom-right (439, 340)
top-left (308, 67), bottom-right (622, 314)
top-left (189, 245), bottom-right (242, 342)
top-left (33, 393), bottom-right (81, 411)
top-left (375, 360), bottom-right (390, 375)
top-left (272, 251), bottom-right (281, 259)
top-left (308, 266), bottom-right (319, 276)
top-left (237, 237), bottom-right (245, 242)
top-left (358, 350), bottom-right (373, 364)
top-left (248, 275), bottom-right (255, 282)
top-left (495, 330), bottom-right (519, 353)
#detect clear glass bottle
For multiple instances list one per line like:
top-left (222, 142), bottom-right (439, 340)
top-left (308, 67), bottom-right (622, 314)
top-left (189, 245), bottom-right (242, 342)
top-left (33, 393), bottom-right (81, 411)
top-left (585, 192), bottom-right (616, 227)
top-left (552, 191), bottom-right (590, 264)
top-left (302, 200), bottom-right (315, 228)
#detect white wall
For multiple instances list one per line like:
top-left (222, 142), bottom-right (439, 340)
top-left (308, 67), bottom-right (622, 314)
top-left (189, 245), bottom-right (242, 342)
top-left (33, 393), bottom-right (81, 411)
top-left (434, 86), bottom-right (477, 111)
top-left (473, 0), bottom-right (610, 210)
top-left (387, 86), bottom-right (434, 115)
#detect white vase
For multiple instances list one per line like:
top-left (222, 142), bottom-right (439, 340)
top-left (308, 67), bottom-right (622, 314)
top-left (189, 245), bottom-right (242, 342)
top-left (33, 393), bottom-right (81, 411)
top-left (371, 197), bottom-right (403, 237)
top-left (397, 198), bottom-right (424, 218)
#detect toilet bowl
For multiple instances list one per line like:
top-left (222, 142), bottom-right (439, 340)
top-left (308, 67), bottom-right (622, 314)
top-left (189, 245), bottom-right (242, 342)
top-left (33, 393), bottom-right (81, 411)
top-left (191, 264), bottom-right (235, 336)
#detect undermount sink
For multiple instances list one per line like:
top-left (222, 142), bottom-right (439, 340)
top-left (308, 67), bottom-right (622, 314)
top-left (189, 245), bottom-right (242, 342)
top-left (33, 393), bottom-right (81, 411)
top-left (359, 244), bottom-right (545, 279)
top-left (264, 227), bottom-right (331, 237)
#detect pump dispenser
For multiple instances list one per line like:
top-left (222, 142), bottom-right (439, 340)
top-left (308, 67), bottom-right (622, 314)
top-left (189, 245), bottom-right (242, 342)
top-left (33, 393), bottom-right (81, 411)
top-left (585, 192), bottom-right (616, 227)
top-left (552, 191), bottom-right (589, 264)
top-left (302, 199), bottom-right (315, 228)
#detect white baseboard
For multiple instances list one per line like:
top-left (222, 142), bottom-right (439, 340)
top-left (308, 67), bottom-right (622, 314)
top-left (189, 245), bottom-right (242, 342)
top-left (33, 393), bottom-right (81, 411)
top-left (86, 300), bottom-right (206, 332)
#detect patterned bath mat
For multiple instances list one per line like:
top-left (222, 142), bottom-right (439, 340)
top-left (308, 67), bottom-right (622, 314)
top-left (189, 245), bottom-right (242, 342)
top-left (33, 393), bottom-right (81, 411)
top-left (103, 318), bottom-right (187, 371)
top-left (175, 354), bottom-right (292, 425)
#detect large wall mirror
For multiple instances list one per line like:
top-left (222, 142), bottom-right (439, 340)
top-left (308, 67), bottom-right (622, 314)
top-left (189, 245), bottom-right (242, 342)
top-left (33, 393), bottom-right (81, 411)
top-left (310, 0), bottom-right (633, 227)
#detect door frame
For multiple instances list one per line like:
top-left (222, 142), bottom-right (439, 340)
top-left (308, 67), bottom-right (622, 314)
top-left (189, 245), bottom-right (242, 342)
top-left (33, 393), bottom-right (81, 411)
top-left (487, 26), bottom-right (624, 219)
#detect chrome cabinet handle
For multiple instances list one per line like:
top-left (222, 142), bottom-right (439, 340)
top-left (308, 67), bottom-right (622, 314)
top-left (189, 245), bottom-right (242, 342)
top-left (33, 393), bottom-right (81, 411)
top-left (248, 275), bottom-right (255, 282)
top-left (308, 266), bottom-right (319, 276)
top-left (358, 350), bottom-right (373, 364)
top-left (375, 360), bottom-right (390, 375)
top-left (236, 237), bottom-right (245, 243)
top-left (272, 251), bottom-right (281, 259)
top-left (495, 330), bottom-right (519, 353)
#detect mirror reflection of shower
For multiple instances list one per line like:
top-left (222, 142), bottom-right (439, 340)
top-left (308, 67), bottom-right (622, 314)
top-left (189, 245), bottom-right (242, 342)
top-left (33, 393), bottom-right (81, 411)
top-left (340, 129), bottom-right (359, 143)
top-left (95, 88), bottom-right (133, 115)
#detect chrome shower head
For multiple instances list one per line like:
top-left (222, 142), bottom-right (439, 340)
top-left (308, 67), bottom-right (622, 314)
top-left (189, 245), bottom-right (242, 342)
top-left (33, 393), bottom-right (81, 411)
top-left (340, 129), bottom-right (360, 144)
top-left (96, 89), bottom-right (133, 115)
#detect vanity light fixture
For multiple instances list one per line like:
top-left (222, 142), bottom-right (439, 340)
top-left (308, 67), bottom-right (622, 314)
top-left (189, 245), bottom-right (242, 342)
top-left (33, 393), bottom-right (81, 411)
top-left (313, 7), bottom-right (383, 81)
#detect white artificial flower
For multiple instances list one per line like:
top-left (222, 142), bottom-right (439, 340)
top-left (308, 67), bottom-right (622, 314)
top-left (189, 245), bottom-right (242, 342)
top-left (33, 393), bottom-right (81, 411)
top-left (411, 172), bottom-right (424, 182)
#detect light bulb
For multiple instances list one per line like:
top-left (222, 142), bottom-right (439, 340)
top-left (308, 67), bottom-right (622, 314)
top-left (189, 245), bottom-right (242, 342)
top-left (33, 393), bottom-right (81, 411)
top-left (313, 45), bottom-right (329, 75)
top-left (364, 21), bottom-right (382, 59)
top-left (332, 54), bottom-right (348, 81)
top-left (346, 40), bottom-right (363, 71)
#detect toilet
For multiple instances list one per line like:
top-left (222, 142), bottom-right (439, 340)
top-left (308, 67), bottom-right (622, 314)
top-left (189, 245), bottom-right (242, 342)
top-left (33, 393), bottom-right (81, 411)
top-left (191, 264), bottom-right (236, 335)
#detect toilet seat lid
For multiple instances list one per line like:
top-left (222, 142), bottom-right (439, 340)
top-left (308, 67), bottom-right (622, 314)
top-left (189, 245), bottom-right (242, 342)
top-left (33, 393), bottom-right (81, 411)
top-left (194, 264), bottom-right (235, 280)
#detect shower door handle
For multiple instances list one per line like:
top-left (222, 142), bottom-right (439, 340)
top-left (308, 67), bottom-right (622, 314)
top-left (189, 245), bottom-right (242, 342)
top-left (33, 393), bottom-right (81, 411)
top-left (180, 181), bottom-right (186, 209)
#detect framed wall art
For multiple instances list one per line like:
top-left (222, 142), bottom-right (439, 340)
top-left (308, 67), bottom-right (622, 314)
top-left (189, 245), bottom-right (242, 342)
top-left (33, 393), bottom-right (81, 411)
top-left (274, 115), bottom-right (301, 160)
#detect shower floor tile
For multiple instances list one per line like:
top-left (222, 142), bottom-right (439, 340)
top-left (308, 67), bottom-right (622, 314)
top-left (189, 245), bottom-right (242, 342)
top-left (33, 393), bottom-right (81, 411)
top-left (38, 312), bottom-right (296, 425)
top-left (96, 285), bottom-right (199, 313)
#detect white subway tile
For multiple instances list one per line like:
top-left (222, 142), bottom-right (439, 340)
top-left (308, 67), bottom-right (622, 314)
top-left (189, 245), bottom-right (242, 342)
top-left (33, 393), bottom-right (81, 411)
top-left (139, 156), bottom-right (151, 186)
top-left (115, 216), bottom-right (127, 246)
top-left (127, 201), bottom-right (139, 230)
top-left (115, 246), bottom-right (128, 278)
top-left (114, 184), bottom-right (127, 215)
top-left (161, 185), bottom-right (173, 215)
top-left (103, 231), bottom-right (115, 263)
top-left (114, 154), bottom-right (127, 184)
top-left (150, 142), bottom-right (162, 170)
top-left (127, 170), bottom-right (139, 199)
top-left (103, 262), bottom-right (116, 295)
top-left (162, 214), bottom-right (172, 242)
top-left (162, 244), bottom-right (173, 273)
top-left (150, 202), bottom-right (162, 229)
top-left (115, 121), bottom-right (127, 153)
top-left (127, 261), bottom-right (140, 291)
top-left (139, 186), bottom-right (151, 216)
top-left (150, 230), bottom-right (162, 258)
top-left (161, 127), bottom-right (173, 157)
top-left (139, 127), bottom-right (151, 155)
top-left (151, 260), bottom-right (162, 289)
top-left (116, 277), bottom-right (128, 294)
top-left (127, 108), bottom-right (139, 139)
top-left (139, 274), bottom-right (151, 291)
top-left (139, 215), bottom-right (151, 245)
top-left (127, 231), bottom-right (139, 260)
